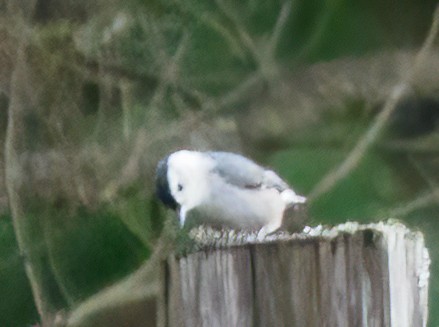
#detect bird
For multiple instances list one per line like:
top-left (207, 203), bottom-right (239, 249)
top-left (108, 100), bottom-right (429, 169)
top-left (155, 150), bottom-right (307, 238)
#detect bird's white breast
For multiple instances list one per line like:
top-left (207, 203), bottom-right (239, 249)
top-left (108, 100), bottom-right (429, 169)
top-left (197, 175), bottom-right (286, 230)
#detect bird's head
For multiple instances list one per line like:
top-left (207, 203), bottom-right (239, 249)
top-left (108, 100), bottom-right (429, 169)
top-left (155, 150), bottom-right (214, 212)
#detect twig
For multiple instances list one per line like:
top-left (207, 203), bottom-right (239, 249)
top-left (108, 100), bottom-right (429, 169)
top-left (407, 155), bottom-right (439, 201)
top-left (387, 190), bottom-right (439, 218)
top-left (148, 30), bottom-right (191, 108)
top-left (294, 2), bottom-right (335, 61)
top-left (214, 0), bottom-right (258, 56)
top-left (66, 226), bottom-right (175, 327)
top-left (267, 1), bottom-right (293, 58)
top-left (215, 71), bottom-right (263, 109)
top-left (410, 4), bottom-right (439, 73)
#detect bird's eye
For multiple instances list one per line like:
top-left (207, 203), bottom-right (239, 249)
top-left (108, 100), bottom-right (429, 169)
top-left (177, 184), bottom-right (183, 191)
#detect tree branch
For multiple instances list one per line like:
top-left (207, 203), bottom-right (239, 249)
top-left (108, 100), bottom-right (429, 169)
top-left (308, 8), bottom-right (439, 201)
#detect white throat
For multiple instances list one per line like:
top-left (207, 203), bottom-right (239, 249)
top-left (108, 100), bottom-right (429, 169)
top-left (167, 150), bottom-right (215, 212)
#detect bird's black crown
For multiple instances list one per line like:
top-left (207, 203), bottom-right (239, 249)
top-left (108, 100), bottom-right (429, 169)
top-left (155, 156), bottom-right (178, 210)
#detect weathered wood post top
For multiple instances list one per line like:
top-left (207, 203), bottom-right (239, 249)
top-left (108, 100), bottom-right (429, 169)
top-left (160, 221), bottom-right (430, 327)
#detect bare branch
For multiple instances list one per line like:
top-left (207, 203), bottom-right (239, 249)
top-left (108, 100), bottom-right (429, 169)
top-left (294, 4), bottom-right (334, 60)
top-left (216, 71), bottom-right (263, 109)
top-left (309, 84), bottom-right (408, 200)
top-left (387, 190), bottom-right (439, 218)
top-left (308, 8), bottom-right (439, 201)
top-left (267, 1), bottom-right (293, 57)
top-left (408, 155), bottom-right (439, 187)
top-left (66, 228), bottom-right (175, 327)
top-left (411, 5), bottom-right (439, 73)
top-left (214, 0), bottom-right (258, 57)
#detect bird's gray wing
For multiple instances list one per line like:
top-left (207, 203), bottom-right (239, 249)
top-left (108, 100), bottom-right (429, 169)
top-left (207, 152), bottom-right (289, 191)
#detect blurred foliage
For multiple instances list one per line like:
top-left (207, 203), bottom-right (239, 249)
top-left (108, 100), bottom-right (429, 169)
top-left (43, 206), bottom-right (149, 304)
top-left (0, 216), bottom-right (39, 326)
top-left (1, 0), bottom-right (439, 325)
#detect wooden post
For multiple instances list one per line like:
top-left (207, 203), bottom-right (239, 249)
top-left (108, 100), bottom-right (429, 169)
top-left (159, 221), bottom-right (430, 327)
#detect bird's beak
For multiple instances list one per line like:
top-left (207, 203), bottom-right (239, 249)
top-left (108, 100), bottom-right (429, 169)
top-left (177, 206), bottom-right (187, 227)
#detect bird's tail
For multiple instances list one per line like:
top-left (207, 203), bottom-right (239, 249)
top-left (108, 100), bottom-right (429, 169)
top-left (279, 189), bottom-right (308, 233)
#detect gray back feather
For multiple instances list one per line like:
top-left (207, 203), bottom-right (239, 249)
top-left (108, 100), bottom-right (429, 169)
top-left (207, 152), bottom-right (289, 191)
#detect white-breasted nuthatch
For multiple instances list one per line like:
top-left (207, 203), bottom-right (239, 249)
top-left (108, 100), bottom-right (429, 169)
top-left (155, 150), bottom-right (306, 237)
